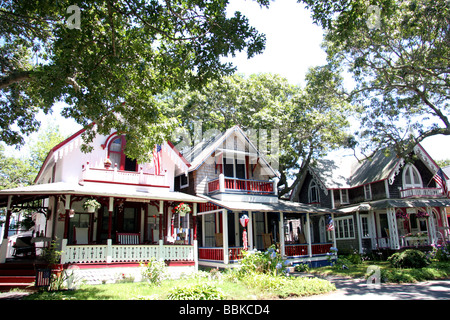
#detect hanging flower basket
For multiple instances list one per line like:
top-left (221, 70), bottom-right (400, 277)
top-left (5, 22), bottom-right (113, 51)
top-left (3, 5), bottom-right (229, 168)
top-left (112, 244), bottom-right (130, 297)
top-left (396, 210), bottom-right (408, 220)
top-left (83, 198), bottom-right (101, 213)
top-left (172, 203), bottom-right (191, 217)
top-left (417, 210), bottom-right (429, 219)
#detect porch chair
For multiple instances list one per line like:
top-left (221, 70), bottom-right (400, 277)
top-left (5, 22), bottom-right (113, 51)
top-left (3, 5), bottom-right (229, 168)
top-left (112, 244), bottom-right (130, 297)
top-left (116, 232), bottom-right (141, 244)
top-left (12, 236), bottom-right (35, 257)
top-left (262, 233), bottom-right (273, 250)
top-left (73, 227), bottom-right (90, 244)
top-left (215, 233), bottom-right (223, 247)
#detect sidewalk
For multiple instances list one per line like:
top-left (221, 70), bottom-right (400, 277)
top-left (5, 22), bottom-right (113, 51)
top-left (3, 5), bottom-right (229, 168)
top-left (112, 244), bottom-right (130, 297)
top-left (300, 274), bottom-right (450, 300)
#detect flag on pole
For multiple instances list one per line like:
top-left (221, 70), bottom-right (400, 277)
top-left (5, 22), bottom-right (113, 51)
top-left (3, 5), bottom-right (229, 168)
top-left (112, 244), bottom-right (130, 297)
top-left (153, 144), bottom-right (162, 175)
top-left (433, 168), bottom-right (449, 198)
top-left (326, 216), bottom-right (334, 231)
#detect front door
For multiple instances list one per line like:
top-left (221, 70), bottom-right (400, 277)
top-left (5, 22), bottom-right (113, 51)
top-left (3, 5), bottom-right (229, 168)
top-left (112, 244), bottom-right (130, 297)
top-left (97, 203), bottom-right (141, 244)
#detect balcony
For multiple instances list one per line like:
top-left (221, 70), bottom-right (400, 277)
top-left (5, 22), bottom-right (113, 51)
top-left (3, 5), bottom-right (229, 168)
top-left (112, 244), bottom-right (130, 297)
top-left (207, 174), bottom-right (277, 203)
top-left (80, 162), bottom-right (169, 188)
top-left (399, 187), bottom-right (443, 199)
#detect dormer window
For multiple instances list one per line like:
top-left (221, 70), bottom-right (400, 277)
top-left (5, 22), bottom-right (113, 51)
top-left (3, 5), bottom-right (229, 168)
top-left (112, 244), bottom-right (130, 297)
top-left (108, 135), bottom-right (137, 171)
top-left (402, 164), bottom-right (422, 189)
top-left (308, 180), bottom-right (320, 204)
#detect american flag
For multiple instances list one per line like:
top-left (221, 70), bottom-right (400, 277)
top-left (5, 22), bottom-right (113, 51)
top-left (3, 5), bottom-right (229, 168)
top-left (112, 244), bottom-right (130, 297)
top-left (433, 168), bottom-right (449, 198)
top-left (326, 216), bottom-right (334, 231)
top-left (153, 144), bottom-right (162, 175)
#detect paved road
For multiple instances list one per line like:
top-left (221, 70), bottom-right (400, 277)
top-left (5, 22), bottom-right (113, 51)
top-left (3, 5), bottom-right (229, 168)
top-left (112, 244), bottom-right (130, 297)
top-left (300, 275), bottom-right (450, 300)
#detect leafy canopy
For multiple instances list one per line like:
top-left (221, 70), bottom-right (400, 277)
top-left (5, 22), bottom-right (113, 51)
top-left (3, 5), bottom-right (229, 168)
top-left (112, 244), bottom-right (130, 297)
top-left (300, 0), bottom-right (450, 157)
top-left (0, 0), bottom-right (268, 162)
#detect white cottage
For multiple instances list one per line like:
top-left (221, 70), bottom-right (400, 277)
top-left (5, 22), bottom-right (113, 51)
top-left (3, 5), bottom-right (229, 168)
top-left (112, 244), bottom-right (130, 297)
top-left (0, 126), bottom-right (207, 284)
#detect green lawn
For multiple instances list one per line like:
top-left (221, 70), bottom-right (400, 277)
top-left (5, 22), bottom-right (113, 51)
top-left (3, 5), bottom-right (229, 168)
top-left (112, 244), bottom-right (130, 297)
top-left (23, 272), bottom-right (336, 300)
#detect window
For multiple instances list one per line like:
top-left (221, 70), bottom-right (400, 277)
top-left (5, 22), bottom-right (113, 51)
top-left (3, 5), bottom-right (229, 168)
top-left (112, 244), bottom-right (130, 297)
top-left (108, 135), bottom-right (137, 171)
top-left (180, 174), bottom-right (189, 189)
top-left (335, 216), bottom-right (355, 239)
top-left (223, 155), bottom-right (246, 179)
top-left (364, 184), bottom-right (372, 200)
top-left (360, 214), bottom-right (371, 238)
top-left (308, 180), bottom-right (320, 204)
top-left (340, 189), bottom-right (349, 204)
top-left (402, 164), bottom-right (422, 189)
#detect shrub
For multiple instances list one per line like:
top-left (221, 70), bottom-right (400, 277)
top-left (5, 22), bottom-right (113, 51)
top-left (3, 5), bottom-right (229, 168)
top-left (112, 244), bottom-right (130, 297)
top-left (428, 243), bottom-right (450, 262)
top-left (237, 245), bottom-right (291, 276)
top-left (167, 283), bottom-right (225, 300)
top-left (140, 258), bottom-right (167, 286)
top-left (388, 249), bottom-right (429, 269)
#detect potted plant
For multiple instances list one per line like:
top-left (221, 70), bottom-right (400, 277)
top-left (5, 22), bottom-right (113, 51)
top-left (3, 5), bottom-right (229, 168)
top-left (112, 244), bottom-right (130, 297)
top-left (104, 157), bottom-right (112, 169)
top-left (172, 202), bottom-right (191, 217)
top-left (83, 198), bottom-right (101, 213)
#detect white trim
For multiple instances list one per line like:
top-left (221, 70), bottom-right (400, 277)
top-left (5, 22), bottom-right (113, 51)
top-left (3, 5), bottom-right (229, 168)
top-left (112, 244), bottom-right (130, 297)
top-left (334, 216), bottom-right (355, 240)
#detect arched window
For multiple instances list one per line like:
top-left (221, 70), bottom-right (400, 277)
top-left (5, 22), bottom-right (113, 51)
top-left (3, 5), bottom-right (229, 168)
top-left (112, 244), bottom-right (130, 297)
top-left (402, 164), bottom-right (422, 189)
top-left (108, 135), bottom-right (137, 171)
top-left (308, 180), bottom-right (320, 204)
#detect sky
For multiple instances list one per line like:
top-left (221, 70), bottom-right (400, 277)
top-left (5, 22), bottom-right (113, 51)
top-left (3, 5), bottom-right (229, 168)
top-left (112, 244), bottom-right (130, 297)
top-left (8, 0), bottom-right (450, 162)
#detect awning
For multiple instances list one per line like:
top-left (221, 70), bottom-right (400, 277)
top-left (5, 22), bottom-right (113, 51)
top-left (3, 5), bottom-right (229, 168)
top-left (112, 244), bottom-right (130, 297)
top-left (339, 198), bottom-right (450, 213)
top-left (0, 181), bottom-right (207, 207)
top-left (198, 195), bottom-right (338, 215)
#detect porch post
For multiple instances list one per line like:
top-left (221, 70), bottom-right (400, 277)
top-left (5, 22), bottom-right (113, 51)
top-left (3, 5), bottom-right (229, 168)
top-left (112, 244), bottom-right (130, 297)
top-left (0, 196), bottom-right (13, 263)
top-left (427, 207), bottom-right (437, 245)
top-left (306, 213), bottom-right (312, 258)
top-left (158, 200), bottom-right (164, 261)
top-left (279, 212), bottom-right (285, 257)
top-left (248, 211), bottom-right (253, 250)
top-left (331, 213), bottom-right (337, 250)
top-left (193, 203), bottom-right (198, 270)
top-left (356, 212), bottom-right (363, 254)
top-left (369, 210), bottom-right (377, 250)
top-left (387, 207), bottom-right (400, 250)
top-left (222, 210), bottom-right (229, 264)
top-left (63, 194), bottom-right (71, 239)
top-left (106, 197), bottom-right (114, 263)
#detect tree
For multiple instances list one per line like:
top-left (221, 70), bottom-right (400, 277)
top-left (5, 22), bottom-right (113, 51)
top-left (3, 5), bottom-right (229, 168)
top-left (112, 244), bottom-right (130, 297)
top-left (0, 0), bottom-right (269, 162)
top-left (164, 71), bottom-right (353, 197)
top-left (299, 0), bottom-right (450, 158)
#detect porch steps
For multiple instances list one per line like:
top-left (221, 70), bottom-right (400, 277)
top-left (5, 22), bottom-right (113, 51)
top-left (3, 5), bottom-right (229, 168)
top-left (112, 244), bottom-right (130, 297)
top-left (0, 263), bottom-right (37, 292)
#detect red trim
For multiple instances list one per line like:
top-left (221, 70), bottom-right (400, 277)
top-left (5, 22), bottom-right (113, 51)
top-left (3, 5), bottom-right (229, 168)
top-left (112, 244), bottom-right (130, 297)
top-left (166, 141), bottom-right (191, 168)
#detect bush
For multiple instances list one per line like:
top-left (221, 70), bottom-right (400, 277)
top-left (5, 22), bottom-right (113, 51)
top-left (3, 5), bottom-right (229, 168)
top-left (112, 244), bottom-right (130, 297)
top-left (388, 249), bottom-right (429, 269)
top-left (167, 283), bottom-right (225, 300)
top-left (140, 258), bottom-right (167, 286)
top-left (428, 243), bottom-right (450, 262)
top-left (237, 246), bottom-right (291, 277)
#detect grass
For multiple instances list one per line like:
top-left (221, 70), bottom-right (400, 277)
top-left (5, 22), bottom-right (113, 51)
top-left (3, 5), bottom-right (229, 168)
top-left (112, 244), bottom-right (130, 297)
top-left (309, 260), bottom-right (450, 283)
top-left (22, 271), bottom-right (336, 300)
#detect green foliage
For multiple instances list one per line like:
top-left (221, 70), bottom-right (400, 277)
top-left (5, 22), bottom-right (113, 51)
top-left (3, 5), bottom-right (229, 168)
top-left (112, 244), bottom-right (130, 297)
top-left (428, 243), bottom-right (450, 262)
top-left (167, 283), bottom-right (225, 300)
top-left (236, 246), bottom-right (291, 277)
top-left (1, 0), bottom-right (267, 158)
top-left (388, 249), bottom-right (430, 269)
top-left (140, 258), bottom-right (167, 286)
top-left (300, 0), bottom-right (450, 156)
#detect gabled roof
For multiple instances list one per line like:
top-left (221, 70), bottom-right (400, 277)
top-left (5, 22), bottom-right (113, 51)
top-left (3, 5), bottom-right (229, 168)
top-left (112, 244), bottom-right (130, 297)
top-left (181, 125), bottom-right (278, 177)
top-left (309, 143), bottom-right (445, 189)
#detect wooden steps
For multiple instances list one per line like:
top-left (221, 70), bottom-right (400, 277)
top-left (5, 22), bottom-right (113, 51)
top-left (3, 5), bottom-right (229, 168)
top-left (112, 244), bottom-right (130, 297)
top-left (0, 263), bottom-right (36, 292)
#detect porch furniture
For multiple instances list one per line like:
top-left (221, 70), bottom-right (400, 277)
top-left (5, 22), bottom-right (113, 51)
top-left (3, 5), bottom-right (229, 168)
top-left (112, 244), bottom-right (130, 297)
top-left (73, 227), bottom-right (89, 245)
top-left (262, 233), bottom-right (273, 249)
top-left (116, 232), bottom-right (140, 245)
top-left (12, 236), bottom-right (35, 257)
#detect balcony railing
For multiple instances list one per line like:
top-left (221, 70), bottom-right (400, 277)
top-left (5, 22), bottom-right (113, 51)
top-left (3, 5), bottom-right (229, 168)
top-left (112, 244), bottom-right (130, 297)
top-left (399, 187), bottom-right (443, 199)
top-left (81, 162), bottom-right (169, 188)
top-left (207, 175), bottom-right (275, 195)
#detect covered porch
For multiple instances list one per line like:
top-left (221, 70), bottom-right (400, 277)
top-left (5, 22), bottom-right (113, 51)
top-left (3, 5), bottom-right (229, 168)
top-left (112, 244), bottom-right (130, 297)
top-left (340, 199), bottom-right (450, 253)
top-left (0, 182), bottom-right (207, 269)
top-left (196, 197), bottom-right (338, 268)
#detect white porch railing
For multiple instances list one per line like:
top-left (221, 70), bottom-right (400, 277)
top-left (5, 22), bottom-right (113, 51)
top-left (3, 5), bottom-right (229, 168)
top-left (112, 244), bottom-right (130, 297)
top-left (62, 242), bottom-right (195, 264)
top-left (81, 163), bottom-right (169, 187)
top-left (400, 187), bottom-right (443, 198)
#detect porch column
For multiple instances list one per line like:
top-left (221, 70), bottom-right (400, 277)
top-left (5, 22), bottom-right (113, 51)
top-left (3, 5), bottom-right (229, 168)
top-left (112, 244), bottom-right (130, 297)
top-left (369, 210), bottom-right (377, 250)
top-left (331, 213), bottom-right (337, 250)
top-left (248, 211), bottom-right (253, 250)
top-left (387, 207), bottom-right (400, 250)
top-left (193, 203), bottom-right (198, 270)
top-left (279, 212), bottom-right (285, 257)
top-left (427, 207), bottom-right (437, 244)
top-left (356, 212), bottom-right (363, 254)
top-left (0, 196), bottom-right (13, 263)
top-left (158, 200), bottom-right (164, 261)
top-left (63, 194), bottom-right (71, 239)
top-left (306, 213), bottom-right (312, 258)
top-left (106, 197), bottom-right (114, 263)
top-left (222, 210), bottom-right (229, 264)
